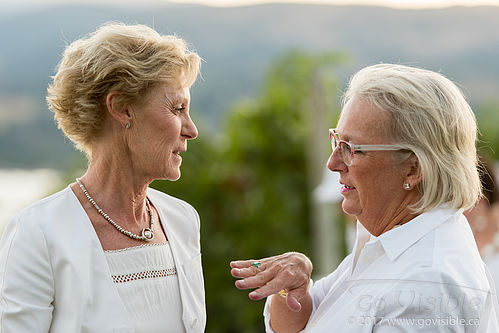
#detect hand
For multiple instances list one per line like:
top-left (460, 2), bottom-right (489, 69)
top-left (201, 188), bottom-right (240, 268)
top-left (230, 252), bottom-right (313, 312)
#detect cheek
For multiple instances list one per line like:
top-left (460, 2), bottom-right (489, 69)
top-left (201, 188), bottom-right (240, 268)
top-left (152, 137), bottom-right (174, 159)
top-left (359, 170), bottom-right (404, 206)
top-left (353, 167), bottom-right (390, 201)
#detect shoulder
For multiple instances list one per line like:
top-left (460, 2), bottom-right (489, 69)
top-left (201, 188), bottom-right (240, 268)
top-left (431, 212), bottom-right (489, 286)
top-left (378, 209), bottom-right (492, 300)
top-left (0, 191), bottom-right (67, 280)
top-left (6, 187), bottom-right (74, 231)
top-left (400, 210), bottom-right (486, 284)
top-left (147, 188), bottom-right (198, 216)
top-left (394, 213), bottom-right (492, 309)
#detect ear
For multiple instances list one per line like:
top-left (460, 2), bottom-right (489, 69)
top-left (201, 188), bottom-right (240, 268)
top-left (105, 91), bottom-right (132, 128)
top-left (404, 153), bottom-right (422, 189)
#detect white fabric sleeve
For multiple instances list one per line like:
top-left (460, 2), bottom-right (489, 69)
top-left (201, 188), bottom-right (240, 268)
top-left (263, 294), bottom-right (276, 333)
top-left (262, 253), bottom-right (353, 332)
top-left (372, 270), bottom-right (499, 332)
top-left (0, 210), bottom-right (54, 332)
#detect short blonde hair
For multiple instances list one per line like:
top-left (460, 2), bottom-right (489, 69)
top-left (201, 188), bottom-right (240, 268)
top-left (343, 64), bottom-right (480, 212)
top-left (47, 22), bottom-right (201, 152)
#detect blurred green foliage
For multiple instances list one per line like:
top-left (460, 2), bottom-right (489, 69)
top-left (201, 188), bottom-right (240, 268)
top-left (476, 102), bottom-right (499, 160)
top-left (152, 50), bottom-right (346, 332)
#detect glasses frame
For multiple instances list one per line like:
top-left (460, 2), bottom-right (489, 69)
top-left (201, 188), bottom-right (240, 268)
top-left (329, 128), bottom-right (405, 166)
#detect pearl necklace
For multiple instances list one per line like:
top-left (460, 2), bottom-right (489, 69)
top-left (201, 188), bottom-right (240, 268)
top-left (76, 178), bottom-right (154, 242)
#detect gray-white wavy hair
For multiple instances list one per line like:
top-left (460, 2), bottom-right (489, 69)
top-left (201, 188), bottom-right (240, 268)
top-left (343, 63), bottom-right (480, 213)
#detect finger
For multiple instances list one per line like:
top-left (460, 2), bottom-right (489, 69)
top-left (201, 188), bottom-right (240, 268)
top-left (286, 290), bottom-right (303, 312)
top-left (286, 295), bottom-right (302, 312)
top-left (231, 267), bottom-right (258, 278)
top-left (230, 259), bottom-right (254, 269)
top-left (247, 277), bottom-right (285, 300)
top-left (235, 264), bottom-right (280, 291)
top-left (249, 271), bottom-right (309, 301)
top-left (231, 261), bottom-right (267, 278)
top-left (230, 259), bottom-right (266, 269)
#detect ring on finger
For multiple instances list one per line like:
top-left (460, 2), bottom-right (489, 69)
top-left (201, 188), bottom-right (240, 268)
top-left (278, 289), bottom-right (288, 298)
top-left (251, 262), bottom-right (263, 272)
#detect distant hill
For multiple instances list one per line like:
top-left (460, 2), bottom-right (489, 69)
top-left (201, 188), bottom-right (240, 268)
top-left (1, 3), bottom-right (499, 168)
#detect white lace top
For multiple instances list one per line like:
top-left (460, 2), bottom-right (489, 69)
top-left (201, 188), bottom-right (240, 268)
top-left (105, 242), bottom-right (186, 333)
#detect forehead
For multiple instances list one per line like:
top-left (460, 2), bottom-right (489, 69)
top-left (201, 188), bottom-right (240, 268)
top-left (150, 81), bottom-right (190, 102)
top-left (337, 97), bottom-right (391, 142)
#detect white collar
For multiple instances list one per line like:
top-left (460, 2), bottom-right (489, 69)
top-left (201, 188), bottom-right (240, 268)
top-left (356, 206), bottom-right (460, 262)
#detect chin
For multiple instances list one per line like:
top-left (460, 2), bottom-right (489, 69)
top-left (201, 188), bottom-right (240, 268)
top-left (341, 199), bottom-right (361, 217)
top-left (170, 173), bottom-right (181, 181)
top-left (165, 169), bottom-right (181, 181)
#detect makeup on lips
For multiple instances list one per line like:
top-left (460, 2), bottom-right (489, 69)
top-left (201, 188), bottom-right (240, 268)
top-left (341, 183), bottom-right (356, 193)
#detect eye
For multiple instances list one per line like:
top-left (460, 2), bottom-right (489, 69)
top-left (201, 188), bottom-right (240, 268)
top-left (172, 105), bottom-right (185, 114)
top-left (340, 142), bottom-right (352, 155)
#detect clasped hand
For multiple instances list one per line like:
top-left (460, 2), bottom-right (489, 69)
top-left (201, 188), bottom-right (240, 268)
top-left (230, 252), bottom-right (313, 312)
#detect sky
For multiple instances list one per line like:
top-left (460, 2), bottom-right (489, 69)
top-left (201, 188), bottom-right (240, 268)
top-left (2, 0), bottom-right (499, 11)
top-left (168, 0), bottom-right (499, 8)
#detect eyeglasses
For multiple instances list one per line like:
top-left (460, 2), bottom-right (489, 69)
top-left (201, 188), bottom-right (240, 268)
top-left (329, 128), bottom-right (405, 166)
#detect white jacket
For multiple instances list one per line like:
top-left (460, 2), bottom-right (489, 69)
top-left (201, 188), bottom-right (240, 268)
top-left (0, 186), bottom-right (206, 332)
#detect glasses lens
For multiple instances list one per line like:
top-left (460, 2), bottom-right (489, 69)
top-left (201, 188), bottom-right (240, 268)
top-left (339, 142), bottom-right (353, 166)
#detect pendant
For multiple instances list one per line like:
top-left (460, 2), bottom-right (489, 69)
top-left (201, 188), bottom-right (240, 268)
top-left (142, 228), bottom-right (154, 241)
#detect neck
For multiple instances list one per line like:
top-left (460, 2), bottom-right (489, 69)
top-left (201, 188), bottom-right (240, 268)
top-left (77, 146), bottom-right (152, 227)
top-left (360, 192), bottom-right (422, 237)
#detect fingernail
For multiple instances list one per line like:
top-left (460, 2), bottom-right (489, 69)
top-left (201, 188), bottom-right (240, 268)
top-left (249, 291), bottom-right (259, 300)
top-left (237, 280), bottom-right (246, 288)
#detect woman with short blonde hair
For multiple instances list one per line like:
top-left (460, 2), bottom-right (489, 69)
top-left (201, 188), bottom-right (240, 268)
top-left (0, 23), bottom-right (205, 332)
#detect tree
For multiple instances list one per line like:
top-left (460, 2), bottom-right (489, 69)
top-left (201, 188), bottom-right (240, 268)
top-left (476, 101), bottom-right (499, 160)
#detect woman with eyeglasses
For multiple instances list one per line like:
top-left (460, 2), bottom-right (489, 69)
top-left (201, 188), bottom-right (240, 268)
top-left (231, 64), bottom-right (498, 332)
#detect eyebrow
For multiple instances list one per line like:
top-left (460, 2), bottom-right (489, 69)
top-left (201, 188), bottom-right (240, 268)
top-left (163, 94), bottom-right (188, 105)
top-left (335, 129), bottom-right (354, 142)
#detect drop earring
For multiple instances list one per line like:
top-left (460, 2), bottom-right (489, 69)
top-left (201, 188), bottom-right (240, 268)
top-left (125, 122), bottom-right (130, 129)
top-left (404, 183), bottom-right (411, 190)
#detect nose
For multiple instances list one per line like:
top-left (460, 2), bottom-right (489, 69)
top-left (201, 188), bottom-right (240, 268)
top-left (182, 114), bottom-right (198, 140)
top-left (327, 146), bottom-right (347, 172)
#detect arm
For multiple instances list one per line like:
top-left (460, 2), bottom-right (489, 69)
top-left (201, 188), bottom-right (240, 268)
top-left (231, 252), bottom-right (313, 332)
top-left (0, 211), bottom-right (54, 332)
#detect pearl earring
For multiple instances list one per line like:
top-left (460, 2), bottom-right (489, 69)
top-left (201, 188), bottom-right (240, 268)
top-left (404, 183), bottom-right (410, 190)
top-left (125, 122), bottom-right (130, 129)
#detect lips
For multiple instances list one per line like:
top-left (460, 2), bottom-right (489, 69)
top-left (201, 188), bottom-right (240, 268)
top-left (340, 182), bottom-right (356, 193)
top-left (172, 148), bottom-right (186, 155)
top-left (172, 148), bottom-right (186, 163)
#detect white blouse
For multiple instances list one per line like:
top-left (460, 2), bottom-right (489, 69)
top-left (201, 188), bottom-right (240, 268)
top-left (105, 242), bottom-right (186, 333)
top-left (264, 207), bottom-right (499, 332)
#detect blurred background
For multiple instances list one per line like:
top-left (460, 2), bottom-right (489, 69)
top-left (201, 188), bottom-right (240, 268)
top-left (1, 0), bottom-right (499, 331)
